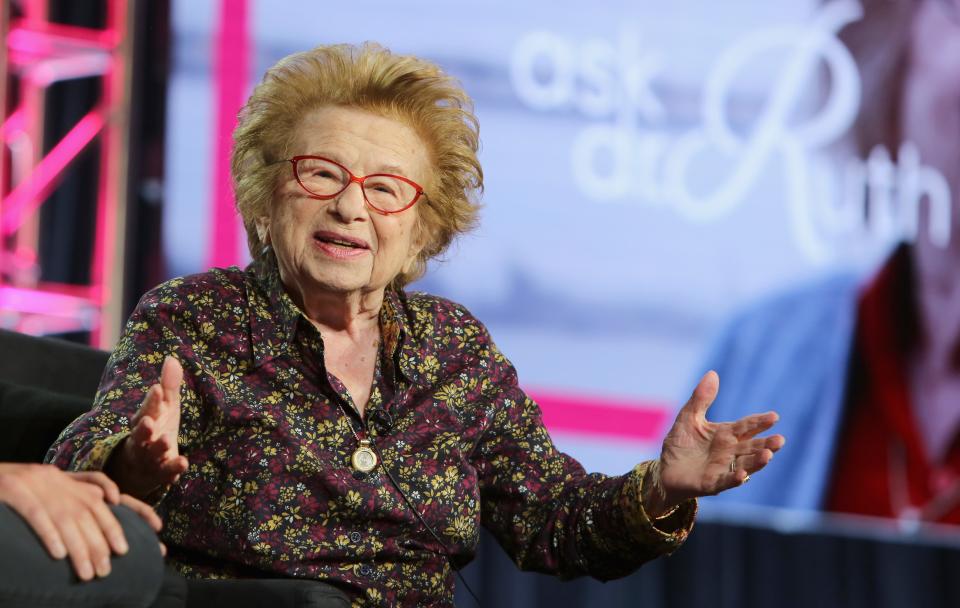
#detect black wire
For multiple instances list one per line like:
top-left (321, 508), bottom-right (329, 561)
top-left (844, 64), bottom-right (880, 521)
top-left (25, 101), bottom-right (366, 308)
top-left (367, 441), bottom-right (482, 608)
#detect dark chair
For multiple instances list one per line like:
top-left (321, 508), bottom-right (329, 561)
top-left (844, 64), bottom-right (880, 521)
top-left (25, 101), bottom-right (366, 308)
top-left (0, 329), bottom-right (349, 608)
top-left (0, 328), bottom-right (109, 463)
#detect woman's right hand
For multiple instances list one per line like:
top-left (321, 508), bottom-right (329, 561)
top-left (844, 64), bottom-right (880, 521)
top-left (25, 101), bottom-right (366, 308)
top-left (109, 356), bottom-right (189, 499)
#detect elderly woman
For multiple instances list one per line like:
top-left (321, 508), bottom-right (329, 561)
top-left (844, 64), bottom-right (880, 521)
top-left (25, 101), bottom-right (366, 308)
top-left (48, 43), bottom-right (784, 606)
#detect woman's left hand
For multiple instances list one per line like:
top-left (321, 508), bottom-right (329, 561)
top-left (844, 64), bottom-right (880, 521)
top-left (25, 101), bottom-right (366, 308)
top-left (643, 371), bottom-right (785, 516)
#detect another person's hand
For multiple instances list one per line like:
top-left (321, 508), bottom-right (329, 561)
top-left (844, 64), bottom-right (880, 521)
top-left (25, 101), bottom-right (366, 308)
top-left (643, 371), bottom-right (785, 516)
top-left (108, 356), bottom-right (189, 499)
top-left (0, 463), bottom-right (163, 581)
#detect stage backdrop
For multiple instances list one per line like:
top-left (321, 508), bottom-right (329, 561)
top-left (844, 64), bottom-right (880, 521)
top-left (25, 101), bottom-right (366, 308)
top-left (163, 0), bottom-right (950, 475)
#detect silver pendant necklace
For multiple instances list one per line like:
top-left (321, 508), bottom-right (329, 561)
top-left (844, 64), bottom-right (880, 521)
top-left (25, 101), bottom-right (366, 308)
top-left (335, 336), bottom-right (383, 474)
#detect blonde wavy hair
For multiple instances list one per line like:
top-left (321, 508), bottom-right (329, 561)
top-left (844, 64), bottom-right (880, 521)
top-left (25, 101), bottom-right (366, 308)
top-left (231, 43), bottom-right (483, 288)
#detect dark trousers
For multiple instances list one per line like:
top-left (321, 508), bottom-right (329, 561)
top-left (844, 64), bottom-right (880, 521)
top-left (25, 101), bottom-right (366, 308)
top-left (0, 503), bottom-right (350, 607)
top-left (0, 503), bottom-right (185, 607)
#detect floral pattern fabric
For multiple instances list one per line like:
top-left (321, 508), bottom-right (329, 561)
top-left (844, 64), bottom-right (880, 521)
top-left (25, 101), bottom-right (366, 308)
top-left (47, 254), bottom-right (695, 607)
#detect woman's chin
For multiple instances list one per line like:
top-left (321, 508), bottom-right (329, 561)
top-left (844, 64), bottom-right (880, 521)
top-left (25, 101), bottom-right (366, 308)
top-left (301, 269), bottom-right (383, 298)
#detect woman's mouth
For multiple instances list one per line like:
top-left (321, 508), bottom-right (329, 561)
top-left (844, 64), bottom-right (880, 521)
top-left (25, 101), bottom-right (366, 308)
top-left (313, 231), bottom-right (371, 259)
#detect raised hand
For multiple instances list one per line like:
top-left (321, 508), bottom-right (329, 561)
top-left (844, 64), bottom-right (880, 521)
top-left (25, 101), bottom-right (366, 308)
top-left (0, 464), bottom-right (163, 581)
top-left (108, 356), bottom-right (189, 499)
top-left (643, 371), bottom-right (785, 515)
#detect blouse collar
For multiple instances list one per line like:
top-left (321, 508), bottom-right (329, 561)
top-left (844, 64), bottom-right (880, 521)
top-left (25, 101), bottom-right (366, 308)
top-left (245, 252), bottom-right (422, 385)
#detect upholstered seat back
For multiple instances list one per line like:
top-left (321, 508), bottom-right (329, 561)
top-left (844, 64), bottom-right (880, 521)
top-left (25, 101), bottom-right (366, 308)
top-left (0, 329), bottom-right (108, 462)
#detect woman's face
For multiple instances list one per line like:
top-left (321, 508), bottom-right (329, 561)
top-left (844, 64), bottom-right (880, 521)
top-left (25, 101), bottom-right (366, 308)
top-left (261, 106), bottom-right (431, 304)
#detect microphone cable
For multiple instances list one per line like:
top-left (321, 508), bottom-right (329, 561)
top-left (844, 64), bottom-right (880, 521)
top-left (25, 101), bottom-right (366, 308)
top-left (365, 437), bottom-right (483, 607)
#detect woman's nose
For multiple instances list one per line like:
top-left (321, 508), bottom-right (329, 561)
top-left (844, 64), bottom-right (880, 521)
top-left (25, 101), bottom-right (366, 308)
top-left (328, 180), bottom-right (368, 222)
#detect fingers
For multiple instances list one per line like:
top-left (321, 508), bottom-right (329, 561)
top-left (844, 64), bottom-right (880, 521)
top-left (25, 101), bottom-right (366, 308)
top-left (730, 434), bottom-right (787, 477)
top-left (736, 434), bottom-right (786, 456)
top-left (708, 431), bottom-right (786, 494)
top-left (58, 518), bottom-right (96, 581)
top-left (118, 494), bottom-right (163, 533)
top-left (134, 384), bottom-right (163, 424)
top-left (132, 357), bottom-right (183, 458)
top-left (159, 356), bottom-right (183, 408)
top-left (130, 413), bottom-right (155, 446)
top-left (61, 483), bottom-right (125, 580)
top-left (717, 468), bottom-right (751, 491)
top-left (137, 429), bottom-right (186, 479)
top-left (736, 449), bottom-right (773, 472)
top-left (71, 472), bottom-right (121, 505)
top-left (76, 510), bottom-right (113, 578)
top-left (136, 363), bottom-right (181, 433)
top-left (143, 428), bottom-right (175, 460)
top-left (124, 410), bottom-right (186, 495)
top-left (132, 415), bottom-right (176, 459)
top-left (118, 497), bottom-right (167, 568)
top-left (680, 370), bottom-right (720, 419)
top-left (730, 411), bottom-right (780, 440)
top-left (157, 456), bottom-right (189, 484)
top-left (86, 491), bottom-right (129, 556)
top-left (1, 482), bottom-right (66, 560)
top-left (0, 465), bottom-right (151, 582)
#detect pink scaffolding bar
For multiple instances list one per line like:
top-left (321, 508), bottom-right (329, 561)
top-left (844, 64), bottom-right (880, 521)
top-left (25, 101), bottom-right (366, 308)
top-left (206, 0), bottom-right (250, 269)
top-left (2, 110), bottom-right (106, 236)
top-left (0, 0), bottom-right (134, 347)
top-left (88, 0), bottom-right (130, 347)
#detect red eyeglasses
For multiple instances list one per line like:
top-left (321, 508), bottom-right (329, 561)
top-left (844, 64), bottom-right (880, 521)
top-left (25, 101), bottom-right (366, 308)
top-left (287, 155), bottom-right (426, 215)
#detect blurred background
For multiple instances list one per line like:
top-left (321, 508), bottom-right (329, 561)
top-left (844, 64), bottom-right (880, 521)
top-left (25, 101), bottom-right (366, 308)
top-left (3, 0), bottom-right (960, 606)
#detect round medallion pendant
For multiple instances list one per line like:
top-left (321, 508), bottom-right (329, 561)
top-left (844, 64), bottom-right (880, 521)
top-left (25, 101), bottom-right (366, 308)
top-left (351, 440), bottom-right (378, 473)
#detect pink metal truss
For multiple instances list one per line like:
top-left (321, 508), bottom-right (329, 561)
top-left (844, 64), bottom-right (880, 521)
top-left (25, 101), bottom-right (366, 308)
top-left (0, 0), bottom-right (132, 347)
top-left (2, 110), bottom-right (106, 236)
top-left (207, 0), bottom-right (250, 269)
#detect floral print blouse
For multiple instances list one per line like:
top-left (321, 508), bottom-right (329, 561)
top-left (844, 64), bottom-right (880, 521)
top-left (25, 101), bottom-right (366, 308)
top-left (47, 254), bottom-right (695, 607)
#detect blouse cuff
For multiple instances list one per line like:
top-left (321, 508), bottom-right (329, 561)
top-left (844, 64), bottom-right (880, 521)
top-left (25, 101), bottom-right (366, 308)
top-left (73, 431), bottom-right (131, 472)
top-left (619, 461), bottom-right (697, 555)
top-left (74, 431), bottom-right (175, 506)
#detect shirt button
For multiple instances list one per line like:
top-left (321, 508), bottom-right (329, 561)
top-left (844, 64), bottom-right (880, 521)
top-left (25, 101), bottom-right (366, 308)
top-left (359, 564), bottom-right (372, 576)
top-left (349, 531), bottom-right (362, 543)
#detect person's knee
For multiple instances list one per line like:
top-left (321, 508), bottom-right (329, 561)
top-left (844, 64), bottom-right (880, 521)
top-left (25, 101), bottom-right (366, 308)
top-left (106, 504), bottom-right (165, 588)
top-left (0, 502), bottom-right (166, 607)
top-left (112, 504), bottom-right (164, 561)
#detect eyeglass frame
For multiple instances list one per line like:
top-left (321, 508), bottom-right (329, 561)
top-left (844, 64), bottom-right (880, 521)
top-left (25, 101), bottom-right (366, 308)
top-left (281, 155), bottom-right (427, 215)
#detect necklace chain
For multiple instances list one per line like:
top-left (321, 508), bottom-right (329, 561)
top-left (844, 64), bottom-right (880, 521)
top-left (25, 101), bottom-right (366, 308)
top-left (335, 400), bottom-right (363, 441)
top-left (334, 398), bottom-right (379, 473)
top-left (330, 336), bottom-right (382, 473)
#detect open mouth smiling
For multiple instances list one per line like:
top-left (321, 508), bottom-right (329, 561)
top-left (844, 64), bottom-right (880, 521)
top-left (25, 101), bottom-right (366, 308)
top-left (312, 230), bottom-right (371, 257)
